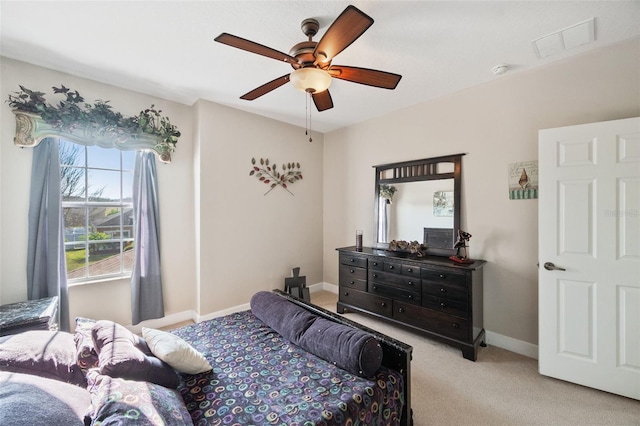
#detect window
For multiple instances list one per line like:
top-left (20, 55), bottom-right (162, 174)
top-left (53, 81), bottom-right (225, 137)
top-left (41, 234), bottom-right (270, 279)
top-left (60, 139), bottom-right (135, 283)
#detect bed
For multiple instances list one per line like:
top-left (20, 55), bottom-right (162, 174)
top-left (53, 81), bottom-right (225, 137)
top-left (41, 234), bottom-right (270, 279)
top-left (0, 289), bottom-right (413, 426)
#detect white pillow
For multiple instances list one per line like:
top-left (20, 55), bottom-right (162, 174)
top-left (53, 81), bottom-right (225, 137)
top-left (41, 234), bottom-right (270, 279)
top-left (142, 327), bottom-right (212, 374)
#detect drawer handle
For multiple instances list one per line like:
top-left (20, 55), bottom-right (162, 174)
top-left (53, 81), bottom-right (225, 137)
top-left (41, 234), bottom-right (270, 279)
top-left (350, 259), bottom-right (355, 263)
top-left (381, 302), bottom-right (387, 308)
top-left (408, 281), bottom-right (414, 286)
top-left (389, 265), bottom-right (395, 270)
top-left (349, 281), bottom-right (355, 285)
top-left (398, 307), bottom-right (404, 313)
top-left (408, 295), bottom-right (413, 300)
top-left (440, 302), bottom-right (446, 308)
top-left (373, 262), bottom-right (378, 266)
top-left (350, 269), bottom-right (355, 273)
top-left (439, 274), bottom-right (446, 279)
top-left (452, 323), bottom-right (460, 329)
top-left (440, 288), bottom-right (447, 293)
top-left (373, 274), bottom-right (378, 278)
top-left (343, 291), bottom-right (349, 296)
top-left (373, 285), bottom-right (378, 290)
top-left (407, 268), bottom-right (413, 272)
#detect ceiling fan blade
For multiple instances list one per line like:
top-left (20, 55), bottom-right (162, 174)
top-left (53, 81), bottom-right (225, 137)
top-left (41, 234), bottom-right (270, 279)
top-left (312, 90), bottom-right (333, 111)
top-left (313, 5), bottom-right (374, 63)
top-left (215, 33), bottom-right (300, 67)
top-left (240, 74), bottom-right (291, 100)
top-left (329, 66), bottom-right (402, 89)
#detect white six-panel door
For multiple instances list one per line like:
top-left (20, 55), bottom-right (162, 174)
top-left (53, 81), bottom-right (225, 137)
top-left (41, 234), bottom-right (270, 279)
top-left (539, 117), bottom-right (640, 400)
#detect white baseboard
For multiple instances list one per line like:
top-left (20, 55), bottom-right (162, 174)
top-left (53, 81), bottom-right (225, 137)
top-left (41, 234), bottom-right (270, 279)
top-left (196, 303), bottom-right (250, 323)
top-left (308, 282), bottom-right (338, 294)
top-left (129, 284), bottom-right (332, 331)
top-left (485, 330), bottom-right (538, 359)
top-left (127, 309), bottom-right (196, 334)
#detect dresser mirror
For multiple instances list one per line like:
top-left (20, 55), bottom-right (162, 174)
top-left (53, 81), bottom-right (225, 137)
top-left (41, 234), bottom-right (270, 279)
top-left (373, 154), bottom-right (464, 256)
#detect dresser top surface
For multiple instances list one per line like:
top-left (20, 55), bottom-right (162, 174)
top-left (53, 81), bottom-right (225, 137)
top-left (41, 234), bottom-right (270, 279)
top-left (337, 246), bottom-right (486, 270)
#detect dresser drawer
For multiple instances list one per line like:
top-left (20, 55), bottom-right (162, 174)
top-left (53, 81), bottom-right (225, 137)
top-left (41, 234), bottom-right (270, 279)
top-left (422, 268), bottom-right (467, 286)
top-left (423, 281), bottom-right (468, 303)
top-left (340, 265), bottom-right (367, 281)
top-left (339, 277), bottom-right (367, 292)
top-left (383, 261), bottom-right (402, 274)
top-left (370, 283), bottom-right (421, 306)
top-left (402, 264), bottom-right (421, 277)
top-left (422, 295), bottom-right (468, 318)
top-left (368, 258), bottom-right (384, 271)
top-left (369, 270), bottom-right (421, 292)
top-left (339, 288), bottom-right (392, 317)
top-left (340, 254), bottom-right (368, 269)
top-left (394, 301), bottom-right (470, 341)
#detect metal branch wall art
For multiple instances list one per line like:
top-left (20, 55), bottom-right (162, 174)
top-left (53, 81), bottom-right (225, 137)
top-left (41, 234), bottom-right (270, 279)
top-left (249, 157), bottom-right (303, 195)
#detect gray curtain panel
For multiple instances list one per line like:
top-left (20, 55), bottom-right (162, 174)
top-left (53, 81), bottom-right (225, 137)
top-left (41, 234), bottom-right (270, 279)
top-left (131, 151), bottom-right (164, 325)
top-left (26, 138), bottom-right (70, 331)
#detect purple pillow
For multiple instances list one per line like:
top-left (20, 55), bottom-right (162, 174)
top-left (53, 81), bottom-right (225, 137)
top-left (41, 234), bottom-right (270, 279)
top-left (0, 330), bottom-right (86, 386)
top-left (91, 320), bottom-right (179, 388)
top-left (250, 291), bottom-right (383, 377)
top-left (250, 291), bottom-right (318, 342)
top-left (299, 317), bottom-right (383, 377)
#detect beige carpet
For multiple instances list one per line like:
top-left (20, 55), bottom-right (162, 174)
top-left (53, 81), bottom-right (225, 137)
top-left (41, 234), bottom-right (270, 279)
top-left (310, 291), bottom-right (640, 426)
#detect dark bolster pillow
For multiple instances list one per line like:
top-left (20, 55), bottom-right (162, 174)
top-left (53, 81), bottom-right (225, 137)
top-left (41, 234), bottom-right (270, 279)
top-left (92, 320), bottom-right (179, 388)
top-left (250, 291), bottom-right (383, 377)
top-left (250, 291), bottom-right (319, 342)
top-left (298, 317), bottom-right (383, 378)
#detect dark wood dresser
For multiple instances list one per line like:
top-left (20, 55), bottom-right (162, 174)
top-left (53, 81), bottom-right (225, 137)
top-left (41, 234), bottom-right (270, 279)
top-left (337, 246), bottom-right (486, 361)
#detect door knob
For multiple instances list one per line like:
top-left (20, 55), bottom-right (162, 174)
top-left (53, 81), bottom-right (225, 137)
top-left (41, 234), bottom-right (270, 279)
top-left (544, 262), bottom-right (566, 271)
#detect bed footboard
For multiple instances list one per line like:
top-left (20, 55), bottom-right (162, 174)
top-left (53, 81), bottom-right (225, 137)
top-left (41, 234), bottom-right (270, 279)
top-left (273, 289), bottom-right (413, 426)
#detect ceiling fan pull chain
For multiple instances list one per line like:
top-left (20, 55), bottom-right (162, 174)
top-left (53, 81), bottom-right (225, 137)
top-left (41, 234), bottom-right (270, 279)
top-left (306, 92), bottom-right (313, 142)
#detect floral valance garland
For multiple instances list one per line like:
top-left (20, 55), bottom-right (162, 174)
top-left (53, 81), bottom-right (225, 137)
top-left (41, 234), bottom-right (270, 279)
top-left (7, 85), bottom-right (180, 163)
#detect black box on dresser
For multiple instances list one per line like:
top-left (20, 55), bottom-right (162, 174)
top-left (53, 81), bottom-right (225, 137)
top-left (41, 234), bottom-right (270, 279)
top-left (337, 246), bottom-right (486, 361)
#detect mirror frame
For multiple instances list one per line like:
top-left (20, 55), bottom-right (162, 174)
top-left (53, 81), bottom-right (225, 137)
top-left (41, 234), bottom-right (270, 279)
top-left (373, 153), bottom-right (465, 256)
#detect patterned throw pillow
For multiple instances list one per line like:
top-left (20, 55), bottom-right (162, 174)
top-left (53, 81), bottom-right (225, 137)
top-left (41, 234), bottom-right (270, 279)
top-left (91, 320), bottom-right (179, 389)
top-left (74, 317), bottom-right (99, 373)
top-left (85, 370), bottom-right (192, 425)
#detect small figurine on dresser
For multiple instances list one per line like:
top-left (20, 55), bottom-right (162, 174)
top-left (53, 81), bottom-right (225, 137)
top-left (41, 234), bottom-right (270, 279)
top-left (449, 230), bottom-right (474, 264)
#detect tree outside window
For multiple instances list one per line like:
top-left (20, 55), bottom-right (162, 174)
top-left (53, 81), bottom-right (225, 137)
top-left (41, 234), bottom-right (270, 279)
top-left (60, 139), bottom-right (135, 282)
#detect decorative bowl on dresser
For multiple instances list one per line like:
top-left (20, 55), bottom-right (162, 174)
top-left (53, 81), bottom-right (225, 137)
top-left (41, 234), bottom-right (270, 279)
top-left (337, 247), bottom-right (486, 361)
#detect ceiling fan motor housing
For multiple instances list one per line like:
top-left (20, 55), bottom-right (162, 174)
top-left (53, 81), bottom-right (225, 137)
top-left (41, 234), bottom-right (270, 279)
top-left (301, 18), bottom-right (319, 38)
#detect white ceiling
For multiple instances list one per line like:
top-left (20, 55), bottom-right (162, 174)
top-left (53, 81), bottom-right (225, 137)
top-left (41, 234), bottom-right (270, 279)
top-left (1, 1), bottom-right (639, 133)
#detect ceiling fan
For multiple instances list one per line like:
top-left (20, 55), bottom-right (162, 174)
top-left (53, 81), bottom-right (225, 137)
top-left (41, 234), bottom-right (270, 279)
top-left (214, 5), bottom-right (402, 112)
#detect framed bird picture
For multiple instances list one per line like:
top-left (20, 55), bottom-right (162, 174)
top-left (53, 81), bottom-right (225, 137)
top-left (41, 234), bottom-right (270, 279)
top-left (508, 161), bottom-right (538, 199)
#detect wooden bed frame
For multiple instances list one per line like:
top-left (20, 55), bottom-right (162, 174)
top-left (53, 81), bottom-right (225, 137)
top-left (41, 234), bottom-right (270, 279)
top-left (273, 289), bottom-right (413, 426)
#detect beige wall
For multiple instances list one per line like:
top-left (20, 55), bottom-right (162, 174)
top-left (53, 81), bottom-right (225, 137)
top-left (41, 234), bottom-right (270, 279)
top-left (322, 37), bottom-right (640, 345)
top-left (193, 99), bottom-right (324, 315)
top-left (0, 57), bottom-right (324, 326)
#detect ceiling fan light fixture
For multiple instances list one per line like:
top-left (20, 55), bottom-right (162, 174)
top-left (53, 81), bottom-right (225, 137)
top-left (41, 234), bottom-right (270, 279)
top-left (290, 67), bottom-right (332, 93)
